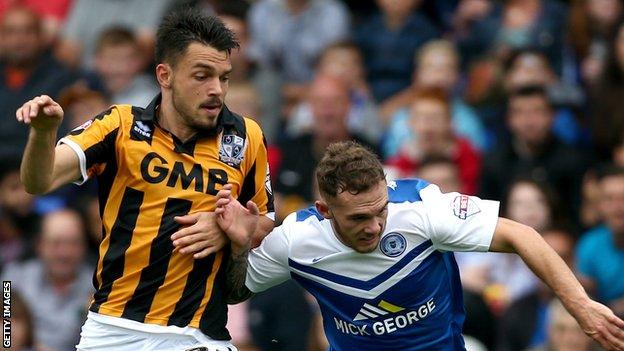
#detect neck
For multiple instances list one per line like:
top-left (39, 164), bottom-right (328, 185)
top-left (157, 97), bottom-right (196, 142)
top-left (384, 13), bottom-right (409, 30)
top-left (512, 138), bottom-right (545, 157)
top-left (48, 273), bottom-right (76, 294)
top-left (285, 0), bottom-right (309, 15)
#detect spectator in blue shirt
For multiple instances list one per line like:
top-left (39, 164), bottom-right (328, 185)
top-left (355, 0), bottom-right (439, 102)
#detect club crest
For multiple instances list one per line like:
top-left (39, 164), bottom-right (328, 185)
top-left (380, 232), bottom-right (407, 257)
top-left (219, 133), bottom-right (246, 167)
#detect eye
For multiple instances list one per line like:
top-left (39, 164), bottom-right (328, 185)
top-left (220, 75), bottom-right (230, 82)
top-left (194, 74), bottom-right (207, 81)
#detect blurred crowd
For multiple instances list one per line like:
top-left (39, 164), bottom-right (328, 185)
top-left (0, 0), bottom-right (623, 350)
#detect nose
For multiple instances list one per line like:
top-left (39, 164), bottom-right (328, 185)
top-left (363, 218), bottom-right (382, 235)
top-left (207, 76), bottom-right (223, 97)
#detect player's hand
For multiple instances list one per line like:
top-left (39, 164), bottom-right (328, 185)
top-left (215, 184), bottom-right (259, 252)
top-left (172, 212), bottom-right (228, 259)
top-left (574, 299), bottom-right (624, 350)
top-left (15, 95), bottom-right (64, 131)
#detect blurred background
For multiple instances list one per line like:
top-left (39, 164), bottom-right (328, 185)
top-left (0, 0), bottom-right (623, 350)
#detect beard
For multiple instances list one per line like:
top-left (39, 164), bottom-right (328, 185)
top-left (170, 82), bottom-right (222, 132)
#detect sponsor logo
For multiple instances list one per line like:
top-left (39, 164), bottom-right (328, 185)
top-left (333, 298), bottom-right (436, 336)
top-left (380, 233), bottom-right (407, 257)
top-left (219, 134), bottom-right (246, 167)
top-left (133, 121), bottom-right (152, 138)
top-left (452, 195), bottom-right (480, 220)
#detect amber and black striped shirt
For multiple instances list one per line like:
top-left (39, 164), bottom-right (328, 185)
top-left (59, 94), bottom-right (274, 340)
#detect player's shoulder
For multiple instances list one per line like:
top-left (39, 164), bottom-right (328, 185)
top-left (280, 207), bottom-right (327, 238)
top-left (387, 178), bottom-right (438, 203)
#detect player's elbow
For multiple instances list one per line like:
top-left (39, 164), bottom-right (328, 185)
top-left (21, 176), bottom-right (51, 195)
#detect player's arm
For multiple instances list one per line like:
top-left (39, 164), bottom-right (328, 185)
top-left (490, 218), bottom-right (624, 350)
top-left (16, 95), bottom-right (81, 194)
top-left (215, 184), bottom-right (291, 303)
top-left (215, 184), bottom-right (258, 304)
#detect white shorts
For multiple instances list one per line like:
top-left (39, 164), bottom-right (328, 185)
top-left (76, 312), bottom-right (237, 351)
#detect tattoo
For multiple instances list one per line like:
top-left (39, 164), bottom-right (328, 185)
top-left (225, 249), bottom-right (253, 304)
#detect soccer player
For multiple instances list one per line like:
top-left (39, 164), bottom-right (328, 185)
top-left (215, 141), bottom-right (624, 351)
top-left (15, 11), bottom-right (274, 351)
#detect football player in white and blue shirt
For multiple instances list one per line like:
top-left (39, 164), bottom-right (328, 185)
top-left (216, 141), bottom-right (624, 351)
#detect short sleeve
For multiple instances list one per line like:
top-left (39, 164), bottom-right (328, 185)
top-left (238, 120), bottom-right (275, 220)
top-left (246, 225), bottom-right (290, 293)
top-left (421, 185), bottom-right (500, 252)
top-left (57, 106), bottom-right (121, 185)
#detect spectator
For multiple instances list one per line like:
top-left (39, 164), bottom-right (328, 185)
top-left (287, 41), bottom-right (383, 145)
top-left (503, 49), bottom-right (586, 146)
top-left (247, 0), bottom-right (350, 141)
top-left (2, 209), bottom-right (93, 351)
top-left (218, 1), bottom-right (251, 83)
top-left (588, 20), bottom-right (624, 160)
top-left (497, 228), bottom-right (578, 351)
top-left (0, 157), bottom-right (39, 270)
top-left (92, 26), bottom-right (158, 107)
top-left (455, 0), bottom-right (568, 74)
top-left (8, 291), bottom-right (36, 351)
top-left (380, 39), bottom-right (486, 156)
top-left (0, 0), bottom-right (74, 42)
top-left (0, 5), bottom-right (79, 159)
top-left (479, 85), bottom-right (589, 224)
top-left (576, 165), bottom-right (624, 316)
top-left (523, 299), bottom-right (593, 351)
top-left (57, 84), bottom-right (109, 135)
top-left (385, 87), bottom-right (481, 195)
top-left (416, 156), bottom-right (462, 194)
top-left (247, 0), bottom-right (349, 85)
top-left (274, 74), bottom-right (378, 212)
top-left (355, 0), bottom-right (439, 102)
top-left (458, 179), bottom-right (559, 314)
top-left (568, 0), bottom-right (622, 85)
top-left (55, 0), bottom-right (172, 68)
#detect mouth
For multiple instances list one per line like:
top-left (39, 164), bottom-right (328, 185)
top-left (200, 102), bottom-right (222, 115)
top-left (358, 236), bottom-right (378, 246)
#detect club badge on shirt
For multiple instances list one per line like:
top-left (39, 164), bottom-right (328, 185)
top-left (219, 133), bottom-right (246, 168)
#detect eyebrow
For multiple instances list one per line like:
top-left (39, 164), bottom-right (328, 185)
top-left (346, 200), bottom-right (389, 218)
top-left (192, 64), bottom-right (232, 76)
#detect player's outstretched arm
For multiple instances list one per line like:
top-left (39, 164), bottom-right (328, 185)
top-left (16, 95), bottom-right (81, 194)
top-left (215, 184), bottom-right (259, 304)
top-left (490, 218), bottom-right (624, 350)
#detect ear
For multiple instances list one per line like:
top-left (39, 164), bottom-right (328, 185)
top-left (156, 63), bottom-right (172, 89)
top-left (315, 200), bottom-right (332, 219)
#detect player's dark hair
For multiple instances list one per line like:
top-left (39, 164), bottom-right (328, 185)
top-left (316, 141), bottom-right (385, 198)
top-left (155, 9), bottom-right (239, 66)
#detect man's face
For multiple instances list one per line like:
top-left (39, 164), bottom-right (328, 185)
top-left (310, 77), bottom-right (351, 140)
top-left (165, 43), bottom-right (232, 130)
top-left (508, 95), bottom-right (554, 146)
top-left (410, 98), bottom-right (452, 152)
top-left (0, 8), bottom-right (42, 67)
top-left (38, 212), bottom-right (86, 281)
top-left (599, 175), bottom-right (624, 234)
top-left (95, 43), bottom-right (143, 93)
top-left (548, 312), bottom-right (591, 351)
top-left (318, 181), bottom-right (389, 253)
top-left (416, 50), bottom-right (458, 91)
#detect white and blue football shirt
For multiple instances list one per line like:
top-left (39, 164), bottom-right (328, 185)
top-left (246, 179), bottom-right (500, 350)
